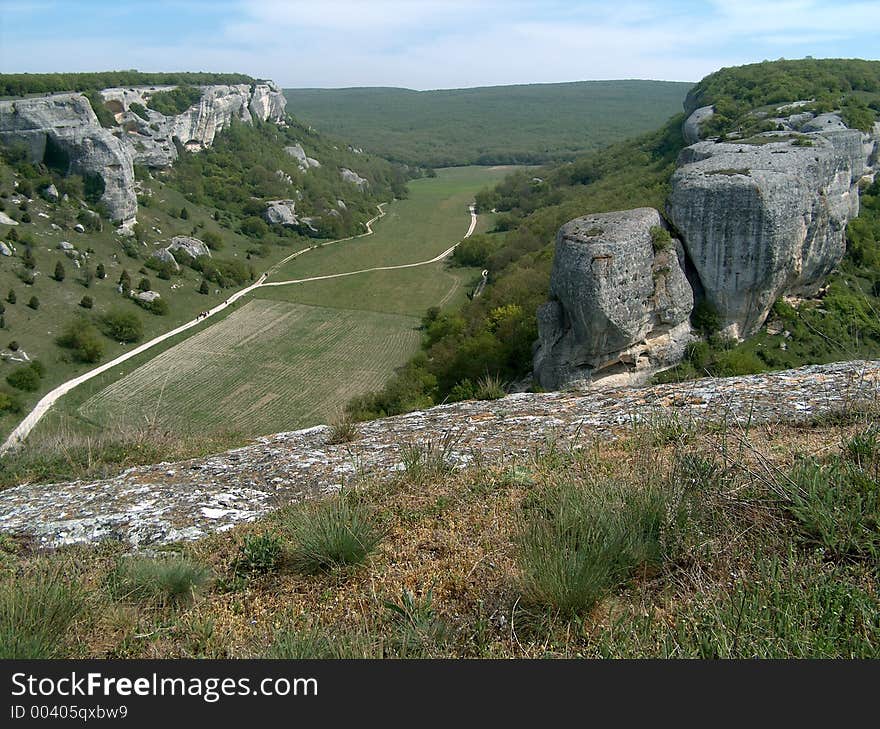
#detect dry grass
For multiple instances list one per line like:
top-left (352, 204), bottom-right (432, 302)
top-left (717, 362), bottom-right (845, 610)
top-left (1, 413), bottom-right (878, 659)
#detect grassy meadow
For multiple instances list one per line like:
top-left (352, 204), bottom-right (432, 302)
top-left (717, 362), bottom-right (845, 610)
top-left (21, 166), bottom-right (506, 444)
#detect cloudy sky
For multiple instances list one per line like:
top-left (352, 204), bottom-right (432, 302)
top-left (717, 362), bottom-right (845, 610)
top-left (1, 0), bottom-right (878, 89)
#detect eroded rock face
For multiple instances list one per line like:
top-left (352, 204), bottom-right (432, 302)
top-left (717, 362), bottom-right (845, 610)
top-left (667, 129), bottom-right (873, 337)
top-left (533, 208), bottom-right (693, 390)
top-left (263, 200), bottom-right (300, 226)
top-left (285, 143), bottom-right (321, 171)
top-left (0, 94), bottom-right (138, 223)
top-left (340, 167), bottom-right (368, 188)
top-left (168, 236), bottom-right (211, 259)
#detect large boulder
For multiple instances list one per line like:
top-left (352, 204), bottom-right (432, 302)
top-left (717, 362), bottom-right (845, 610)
top-left (533, 208), bottom-right (693, 390)
top-left (667, 128), bottom-right (874, 337)
top-left (284, 143), bottom-right (321, 171)
top-left (340, 168), bottom-right (368, 188)
top-left (168, 236), bottom-right (211, 259)
top-left (263, 200), bottom-right (300, 226)
top-left (682, 105), bottom-right (715, 144)
top-left (0, 94), bottom-right (137, 223)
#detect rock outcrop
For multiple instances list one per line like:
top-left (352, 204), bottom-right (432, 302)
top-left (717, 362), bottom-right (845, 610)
top-left (0, 82), bottom-right (287, 225)
top-left (263, 200), bottom-right (301, 227)
top-left (667, 128), bottom-right (874, 337)
top-left (534, 208), bottom-right (693, 389)
top-left (0, 93), bottom-right (138, 223)
top-left (284, 143), bottom-right (321, 171)
top-left (0, 360), bottom-right (875, 547)
top-left (340, 167), bottom-right (368, 188)
top-left (536, 101), bottom-right (879, 387)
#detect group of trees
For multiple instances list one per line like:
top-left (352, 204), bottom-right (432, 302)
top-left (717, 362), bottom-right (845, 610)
top-left (0, 71), bottom-right (254, 98)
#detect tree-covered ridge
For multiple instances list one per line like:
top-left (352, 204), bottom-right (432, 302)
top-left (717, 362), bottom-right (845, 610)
top-left (686, 58), bottom-right (880, 135)
top-left (0, 71), bottom-right (256, 98)
top-left (284, 80), bottom-right (692, 167)
top-left (169, 116), bottom-right (413, 240)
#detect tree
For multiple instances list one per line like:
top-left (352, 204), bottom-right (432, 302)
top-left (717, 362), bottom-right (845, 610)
top-left (8, 341), bottom-right (18, 351)
top-left (54, 261), bottom-right (65, 281)
top-left (57, 318), bottom-right (104, 363)
top-left (6, 363), bottom-right (41, 392)
top-left (6, 290), bottom-right (14, 304)
top-left (180, 206), bottom-right (189, 220)
top-left (80, 295), bottom-right (93, 309)
top-left (100, 309), bottom-right (143, 342)
top-left (27, 296), bottom-right (39, 310)
top-left (96, 263), bottom-right (106, 279)
top-left (202, 231), bottom-right (223, 250)
top-left (118, 269), bottom-right (131, 291)
top-left (22, 247), bottom-right (36, 270)
top-left (198, 279), bottom-right (210, 295)
top-left (137, 277), bottom-right (151, 292)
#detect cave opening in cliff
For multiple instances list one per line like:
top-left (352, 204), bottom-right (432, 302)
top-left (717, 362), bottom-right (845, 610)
top-left (43, 134), bottom-right (70, 174)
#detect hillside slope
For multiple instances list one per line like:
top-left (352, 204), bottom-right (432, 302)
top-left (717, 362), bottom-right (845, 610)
top-left (284, 80), bottom-right (693, 166)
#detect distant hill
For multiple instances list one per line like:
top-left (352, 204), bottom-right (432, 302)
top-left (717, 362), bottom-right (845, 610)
top-left (284, 80), bottom-right (693, 167)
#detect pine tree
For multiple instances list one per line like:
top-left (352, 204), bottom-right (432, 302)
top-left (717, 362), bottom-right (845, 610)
top-left (118, 270), bottom-right (131, 291)
top-left (54, 261), bottom-right (65, 281)
top-left (138, 277), bottom-right (151, 292)
top-left (7, 290), bottom-right (15, 305)
top-left (198, 279), bottom-right (210, 295)
top-left (96, 263), bottom-right (106, 279)
top-left (27, 296), bottom-right (39, 310)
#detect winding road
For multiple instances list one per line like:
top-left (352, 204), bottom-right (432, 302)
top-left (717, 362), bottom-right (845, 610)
top-left (0, 203), bottom-right (477, 452)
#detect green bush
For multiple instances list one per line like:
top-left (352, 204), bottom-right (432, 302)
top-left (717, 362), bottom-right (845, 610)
top-left (649, 225), bottom-right (672, 252)
top-left (0, 389), bottom-right (22, 414)
top-left (57, 319), bottom-right (104, 362)
top-left (6, 362), bottom-right (41, 391)
top-left (100, 309), bottom-right (143, 342)
top-left (79, 295), bottom-right (93, 309)
top-left (284, 494), bottom-right (383, 574)
top-left (0, 572), bottom-right (84, 658)
top-left (108, 556), bottom-right (211, 608)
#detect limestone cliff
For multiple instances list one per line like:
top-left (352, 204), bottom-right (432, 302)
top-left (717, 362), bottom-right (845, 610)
top-left (0, 94), bottom-right (137, 223)
top-left (668, 114), bottom-right (877, 338)
top-left (533, 208), bottom-right (693, 389)
top-left (0, 82), bottom-right (287, 224)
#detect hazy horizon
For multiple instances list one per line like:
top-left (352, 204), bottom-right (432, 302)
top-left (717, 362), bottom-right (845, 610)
top-left (2, 1), bottom-right (879, 90)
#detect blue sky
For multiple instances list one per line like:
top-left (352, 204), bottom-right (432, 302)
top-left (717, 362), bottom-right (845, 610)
top-left (2, 1), bottom-right (879, 89)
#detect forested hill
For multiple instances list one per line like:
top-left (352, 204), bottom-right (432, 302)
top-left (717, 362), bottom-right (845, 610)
top-left (284, 80), bottom-right (693, 167)
top-left (0, 71), bottom-right (256, 97)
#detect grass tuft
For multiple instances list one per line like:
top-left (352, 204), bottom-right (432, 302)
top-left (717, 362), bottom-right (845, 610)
top-left (0, 570), bottom-right (84, 658)
top-left (108, 555), bottom-right (211, 608)
top-left (283, 493), bottom-right (383, 574)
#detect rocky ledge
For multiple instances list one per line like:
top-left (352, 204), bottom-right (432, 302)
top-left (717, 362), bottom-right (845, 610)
top-left (0, 360), bottom-right (877, 548)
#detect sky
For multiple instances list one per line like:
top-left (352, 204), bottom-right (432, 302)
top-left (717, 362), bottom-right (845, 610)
top-left (1, 0), bottom-right (879, 89)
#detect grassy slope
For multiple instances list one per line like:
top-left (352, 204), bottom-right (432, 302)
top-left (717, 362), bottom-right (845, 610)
top-left (284, 80), bottom-right (692, 166)
top-left (3, 411), bottom-right (877, 658)
top-left (35, 166), bottom-right (505, 440)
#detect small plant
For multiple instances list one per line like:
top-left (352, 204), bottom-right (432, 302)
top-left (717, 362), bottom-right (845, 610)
top-left (843, 427), bottom-right (879, 467)
top-left (108, 556), bottom-right (211, 608)
top-left (649, 225), bottom-right (672, 252)
top-left (284, 493), bottom-right (382, 574)
top-left (383, 588), bottom-right (448, 656)
top-left (6, 290), bottom-right (14, 305)
top-left (399, 432), bottom-right (459, 481)
top-left (233, 533), bottom-right (282, 576)
top-left (474, 373), bottom-right (506, 400)
top-left (325, 413), bottom-right (359, 445)
top-left (266, 622), bottom-right (379, 659)
top-left (0, 571), bottom-right (84, 658)
top-left (27, 296), bottom-right (39, 310)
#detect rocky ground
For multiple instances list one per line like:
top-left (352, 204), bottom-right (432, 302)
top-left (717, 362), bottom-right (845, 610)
top-left (0, 360), bottom-right (877, 548)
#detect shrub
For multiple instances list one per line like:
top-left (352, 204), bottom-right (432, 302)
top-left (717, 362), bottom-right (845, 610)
top-left (0, 389), bottom-right (21, 413)
top-left (198, 279), bottom-right (210, 295)
top-left (6, 363), bottom-right (41, 391)
top-left (474, 373), bottom-right (506, 400)
top-left (649, 225), bottom-right (672, 252)
top-left (284, 494), bottom-right (383, 574)
top-left (137, 277), bottom-right (151, 292)
top-left (0, 572), bottom-right (84, 658)
top-left (7, 340), bottom-right (18, 351)
top-left (54, 261), bottom-right (65, 281)
top-left (108, 556), bottom-right (211, 608)
top-left (57, 319), bottom-right (104, 362)
top-left (202, 231), bottom-right (223, 251)
top-left (100, 309), bottom-right (143, 342)
top-left (96, 263), bottom-right (106, 279)
top-left (692, 300), bottom-right (721, 336)
top-left (325, 414), bottom-right (360, 445)
top-left (79, 295), bottom-right (93, 309)
top-left (6, 290), bottom-right (14, 304)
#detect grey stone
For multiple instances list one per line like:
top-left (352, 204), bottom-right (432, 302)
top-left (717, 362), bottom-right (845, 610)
top-left (682, 105), bottom-right (715, 144)
top-left (340, 167), bottom-right (368, 188)
top-left (285, 143), bottom-right (321, 171)
top-left (149, 247), bottom-right (180, 271)
top-left (263, 200), bottom-right (300, 226)
top-left (0, 94), bottom-right (137, 223)
top-left (0, 242), bottom-right (12, 256)
top-left (667, 126), bottom-right (877, 337)
top-left (167, 236), bottom-right (211, 259)
top-left (135, 290), bottom-right (161, 303)
top-left (0, 212), bottom-right (17, 226)
top-left (73, 223), bottom-right (85, 233)
top-left (533, 208), bottom-right (693, 390)
top-left (40, 183), bottom-right (59, 202)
